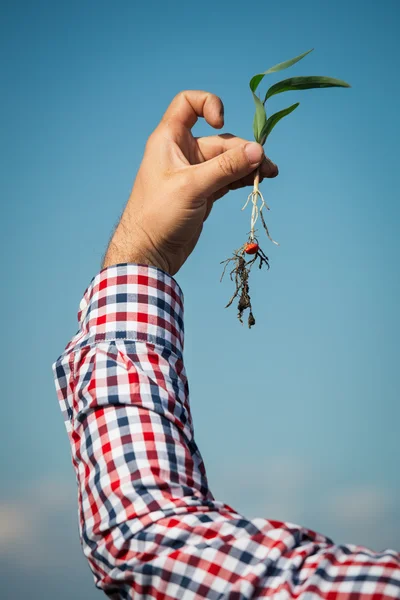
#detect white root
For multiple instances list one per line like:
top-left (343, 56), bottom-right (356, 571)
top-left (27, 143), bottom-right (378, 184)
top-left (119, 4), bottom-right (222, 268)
top-left (242, 188), bottom-right (279, 245)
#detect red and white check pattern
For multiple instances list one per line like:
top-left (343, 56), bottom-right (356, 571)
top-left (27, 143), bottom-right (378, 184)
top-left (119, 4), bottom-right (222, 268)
top-left (53, 263), bottom-right (400, 599)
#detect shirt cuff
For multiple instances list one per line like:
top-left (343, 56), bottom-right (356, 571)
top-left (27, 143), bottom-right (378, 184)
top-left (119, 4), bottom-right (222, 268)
top-left (77, 263), bottom-right (184, 356)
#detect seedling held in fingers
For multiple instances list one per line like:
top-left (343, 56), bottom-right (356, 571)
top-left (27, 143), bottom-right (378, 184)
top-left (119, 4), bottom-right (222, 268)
top-left (221, 48), bottom-right (350, 328)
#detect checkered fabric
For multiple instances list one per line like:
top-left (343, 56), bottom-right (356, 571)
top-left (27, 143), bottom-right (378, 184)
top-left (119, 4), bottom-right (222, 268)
top-left (52, 263), bottom-right (400, 599)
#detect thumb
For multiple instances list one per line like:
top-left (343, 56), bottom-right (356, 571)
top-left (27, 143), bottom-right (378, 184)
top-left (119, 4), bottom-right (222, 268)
top-left (190, 142), bottom-right (264, 196)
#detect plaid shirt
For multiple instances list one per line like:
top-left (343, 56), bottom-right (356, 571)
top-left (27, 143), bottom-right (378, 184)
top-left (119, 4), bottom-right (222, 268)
top-left (52, 263), bottom-right (400, 599)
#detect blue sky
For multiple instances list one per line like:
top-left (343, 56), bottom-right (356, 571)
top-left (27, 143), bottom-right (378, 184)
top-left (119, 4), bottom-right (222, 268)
top-left (1, 0), bottom-right (399, 597)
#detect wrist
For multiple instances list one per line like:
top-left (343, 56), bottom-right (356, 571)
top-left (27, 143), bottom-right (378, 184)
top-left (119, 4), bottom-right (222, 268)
top-left (102, 231), bottom-right (170, 274)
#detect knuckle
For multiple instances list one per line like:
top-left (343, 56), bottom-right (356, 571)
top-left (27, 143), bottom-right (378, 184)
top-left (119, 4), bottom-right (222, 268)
top-left (205, 91), bottom-right (216, 104)
top-left (174, 90), bottom-right (187, 104)
top-left (218, 153), bottom-right (237, 177)
top-left (160, 91), bottom-right (187, 125)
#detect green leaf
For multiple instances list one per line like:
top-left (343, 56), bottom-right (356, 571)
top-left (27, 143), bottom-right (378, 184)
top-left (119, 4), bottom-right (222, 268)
top-left (259, 102), bottom-right (300, 145)
top-left (252, 92), bottom-right (267, 143)
top-left (249, 48), bottom-right (313, 94)
top-left (265, 76), bottom-right (351, 102)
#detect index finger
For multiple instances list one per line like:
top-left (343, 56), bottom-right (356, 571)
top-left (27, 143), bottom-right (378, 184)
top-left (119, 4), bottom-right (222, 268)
top-left (161, 90), bottom-right (224, 130)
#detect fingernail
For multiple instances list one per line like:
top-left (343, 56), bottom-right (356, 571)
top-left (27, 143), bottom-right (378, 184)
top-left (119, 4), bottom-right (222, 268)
top-left (245, 143), bottom-right (263, 167)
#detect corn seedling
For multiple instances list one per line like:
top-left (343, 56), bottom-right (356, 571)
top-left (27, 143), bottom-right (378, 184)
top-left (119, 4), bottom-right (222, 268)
top-left (221, 48), bottom-right (350, 328)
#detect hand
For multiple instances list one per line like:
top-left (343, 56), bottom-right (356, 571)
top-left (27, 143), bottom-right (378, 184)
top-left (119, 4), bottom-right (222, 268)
top-left (102, 90), bottom-right (279, 276)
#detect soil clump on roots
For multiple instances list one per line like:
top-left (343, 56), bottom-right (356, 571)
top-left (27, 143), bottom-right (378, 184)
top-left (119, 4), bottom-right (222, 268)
top-left (220, 241), bottom-right (270, 328)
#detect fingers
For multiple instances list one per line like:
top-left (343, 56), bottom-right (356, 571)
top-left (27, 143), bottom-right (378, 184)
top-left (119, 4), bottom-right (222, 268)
top-left (234, 160), bottom-right (278, 186)
top-left (161, 90), bottom-right (224, 131)
top-left (189, 142), bottom-right (265, 197)
top-left (261, 157), bottom-right (279, 178)
top-left (202, 158), bottom-right (278, 208)
top-left (197, 134), bottom-right (278, 178)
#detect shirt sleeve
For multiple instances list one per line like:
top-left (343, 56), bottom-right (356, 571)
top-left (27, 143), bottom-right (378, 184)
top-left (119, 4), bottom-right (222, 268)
top-left (52, 263), bottom-right (400, 599)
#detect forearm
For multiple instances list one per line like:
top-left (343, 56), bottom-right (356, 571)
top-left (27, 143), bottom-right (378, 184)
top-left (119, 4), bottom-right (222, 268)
top-left (52, 263), bottom-right (222, 591)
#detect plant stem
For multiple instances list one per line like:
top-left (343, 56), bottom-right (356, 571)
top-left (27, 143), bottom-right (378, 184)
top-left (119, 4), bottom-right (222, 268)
top-left (253, 167), bottom-right (260, 194)
top-left (248, 167), bottom-right (260, 241)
